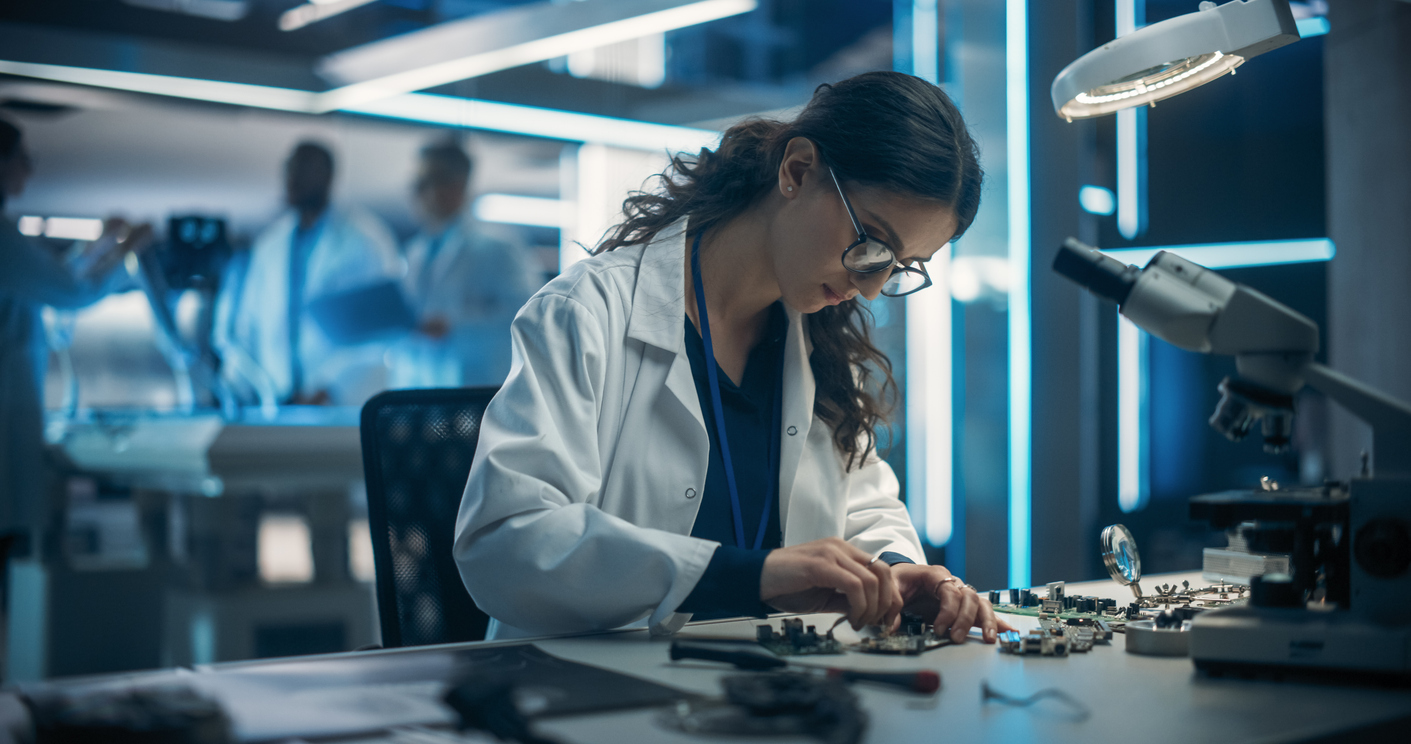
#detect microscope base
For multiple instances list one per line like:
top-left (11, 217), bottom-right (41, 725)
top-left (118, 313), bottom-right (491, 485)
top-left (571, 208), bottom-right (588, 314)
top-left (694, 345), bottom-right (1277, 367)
top-left (1191, 604), bottom-right (1411, 682)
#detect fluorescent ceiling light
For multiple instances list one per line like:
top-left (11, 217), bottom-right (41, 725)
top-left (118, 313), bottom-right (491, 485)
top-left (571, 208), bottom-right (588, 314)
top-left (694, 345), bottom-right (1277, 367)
top-left (1079, 185), bottom-right (1116, 215)
top-left (0, 59), bottom-right (316, 112)
top-left (280, 0), bottom-right (379, 32)
top-left (41, 217), bottom-right (106, 241)
top-left (1051, 0), bottom-right (1300, 121)
top-left (473, 194), bottom-right (569, 229)
top-left (1102, 237), bottom-right (1335, 269)
top-left (18, 216), bottom-right (45, 237)
top-left (346, 92), bottom-right (719, 153)
top-left (315, 0), bottom-right (757, 112)
top-left (0, 59), bottom-right (718, 153)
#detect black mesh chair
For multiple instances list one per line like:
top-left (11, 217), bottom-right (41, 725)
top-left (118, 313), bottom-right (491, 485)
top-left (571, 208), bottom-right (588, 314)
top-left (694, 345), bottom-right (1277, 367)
top-left (360, 387), bottom-right (498, 648)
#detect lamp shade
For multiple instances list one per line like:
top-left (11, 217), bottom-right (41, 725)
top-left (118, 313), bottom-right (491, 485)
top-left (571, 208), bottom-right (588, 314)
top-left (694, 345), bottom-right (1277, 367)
top-left (1051, 0), bottom-right (1298, 121)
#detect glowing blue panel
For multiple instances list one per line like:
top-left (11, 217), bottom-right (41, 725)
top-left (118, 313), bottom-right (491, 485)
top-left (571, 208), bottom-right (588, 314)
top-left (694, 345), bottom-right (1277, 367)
top-left (1079, 185), bottom-right (1116, 216)
top-left (1006, 0), bottom-right (1030, 590)
top-left (1296, 17), bottom-right (1329, 38)
top-left (1103, 238), bottom-right (1336, 270)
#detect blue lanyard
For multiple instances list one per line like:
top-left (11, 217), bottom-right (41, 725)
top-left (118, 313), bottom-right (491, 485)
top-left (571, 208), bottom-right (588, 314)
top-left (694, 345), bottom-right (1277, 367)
top-left (690, 232), bottom-right (783, 551)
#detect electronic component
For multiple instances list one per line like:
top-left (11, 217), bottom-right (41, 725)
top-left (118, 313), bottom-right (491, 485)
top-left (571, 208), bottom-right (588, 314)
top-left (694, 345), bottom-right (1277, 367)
top-left (756, 619), bottom-right (844, 656)
top-left (854, 614), bottom-right (949, 656)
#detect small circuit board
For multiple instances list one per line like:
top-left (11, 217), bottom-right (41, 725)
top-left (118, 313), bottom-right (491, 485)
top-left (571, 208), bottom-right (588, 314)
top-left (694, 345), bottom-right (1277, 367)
top-left (990, 580), bottom-right (1246, 634)
top-left (998, 613), bottom-right (1115, 657)
top-left (854, 615), bottom-right (950, 656)
top-left (756, 618), bottom-right (844, 656)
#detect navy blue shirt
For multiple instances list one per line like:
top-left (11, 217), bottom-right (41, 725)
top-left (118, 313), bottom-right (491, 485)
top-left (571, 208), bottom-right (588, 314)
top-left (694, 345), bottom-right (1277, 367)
top-left (674, 302), bottom-right (917, 619)
top-left (677, 303), bottom-right (787, 618)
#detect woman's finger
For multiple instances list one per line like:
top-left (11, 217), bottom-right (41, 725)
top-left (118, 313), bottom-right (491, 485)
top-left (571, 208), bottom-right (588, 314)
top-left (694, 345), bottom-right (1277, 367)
top-left (832, 551), bottom-right (881, 627)
top-left (809, 560), bottom-right (869, 628)
top-left (931, 579), bottom-right (962, 635)
top-left (950, 589), bottom-right (979, 643)
top-left (867, 559), bottom-right (904, 629)
top-left (978, 596), bottom-right (999, 643)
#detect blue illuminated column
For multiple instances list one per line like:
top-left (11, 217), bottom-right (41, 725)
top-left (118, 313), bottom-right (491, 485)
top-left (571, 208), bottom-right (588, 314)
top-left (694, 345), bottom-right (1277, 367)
top-left (895, 0), bottom-right (954, 548)
top-left (1005, 0), bottom-right (1031, 589)
top-left (1116, 0), bottom-right (1148, 240)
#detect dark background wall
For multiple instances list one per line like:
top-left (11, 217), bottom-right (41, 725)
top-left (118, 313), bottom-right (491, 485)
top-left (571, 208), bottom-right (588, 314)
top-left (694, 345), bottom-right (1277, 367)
top-left (1325, 0), bottom-right (1411, 478)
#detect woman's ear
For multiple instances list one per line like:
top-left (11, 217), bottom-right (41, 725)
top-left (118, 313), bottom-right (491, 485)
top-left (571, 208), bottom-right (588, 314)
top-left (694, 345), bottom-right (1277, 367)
top-left (777, 137), bottom-right (820, 199)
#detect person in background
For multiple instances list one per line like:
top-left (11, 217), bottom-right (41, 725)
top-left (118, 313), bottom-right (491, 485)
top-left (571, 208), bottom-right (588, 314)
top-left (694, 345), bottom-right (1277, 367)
top-left (389, 139), bottom-right (541, 390)
top-left (225, 141), bottom-right (402, 405)
top-left (0, 117), bottom-right (152, 548)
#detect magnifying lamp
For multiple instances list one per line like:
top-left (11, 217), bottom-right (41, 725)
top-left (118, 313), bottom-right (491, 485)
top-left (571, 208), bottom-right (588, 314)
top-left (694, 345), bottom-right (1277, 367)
top-left (1051, 0), bottom-right (1300, 121)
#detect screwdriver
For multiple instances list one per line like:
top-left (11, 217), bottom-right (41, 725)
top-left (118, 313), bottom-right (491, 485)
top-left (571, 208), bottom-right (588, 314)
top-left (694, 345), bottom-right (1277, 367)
top-left (669, 642), bottom-right (942, 694)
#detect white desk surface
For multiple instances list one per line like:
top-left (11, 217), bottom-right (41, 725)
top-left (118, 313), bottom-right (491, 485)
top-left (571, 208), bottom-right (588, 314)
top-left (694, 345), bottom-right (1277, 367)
top-left (17, 571), bottom-right (1411, 744)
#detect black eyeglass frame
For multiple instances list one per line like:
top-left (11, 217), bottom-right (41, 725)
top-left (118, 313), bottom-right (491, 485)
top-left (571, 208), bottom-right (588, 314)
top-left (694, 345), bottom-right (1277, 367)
top-left (827, 166), bottom-right (933, 298)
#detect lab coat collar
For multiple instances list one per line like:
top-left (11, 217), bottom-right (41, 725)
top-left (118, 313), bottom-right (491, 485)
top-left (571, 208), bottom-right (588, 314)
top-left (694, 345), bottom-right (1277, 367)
top-left (622, 218), bottom-right (818, 531)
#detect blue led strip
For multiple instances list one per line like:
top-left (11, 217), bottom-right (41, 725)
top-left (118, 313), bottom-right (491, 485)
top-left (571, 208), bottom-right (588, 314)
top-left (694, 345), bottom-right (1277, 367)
top-left (1005, 0), bottom-right (1031, 590)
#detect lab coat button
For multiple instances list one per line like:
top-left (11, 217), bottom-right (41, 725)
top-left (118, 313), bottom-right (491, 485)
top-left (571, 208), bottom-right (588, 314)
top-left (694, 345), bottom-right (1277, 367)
top-left (685, 488), bottom-right (697, 499)
top-left (787, 426), bottom-right (798, 436)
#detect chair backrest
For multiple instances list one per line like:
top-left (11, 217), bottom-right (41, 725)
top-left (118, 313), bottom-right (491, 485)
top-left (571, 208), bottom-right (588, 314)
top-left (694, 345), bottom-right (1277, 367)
top-left (360, 387), bottom-right (498, 647)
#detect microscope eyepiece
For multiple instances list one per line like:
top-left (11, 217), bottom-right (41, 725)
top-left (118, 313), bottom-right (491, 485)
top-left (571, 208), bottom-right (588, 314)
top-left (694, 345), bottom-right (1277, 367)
top-left (1053, 238), bottom-right (1140, 307)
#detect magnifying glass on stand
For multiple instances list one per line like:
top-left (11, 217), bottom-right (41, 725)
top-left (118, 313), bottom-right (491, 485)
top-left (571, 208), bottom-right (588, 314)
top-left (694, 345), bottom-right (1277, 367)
top-left (1101, 524), bottom-right (1144, 603)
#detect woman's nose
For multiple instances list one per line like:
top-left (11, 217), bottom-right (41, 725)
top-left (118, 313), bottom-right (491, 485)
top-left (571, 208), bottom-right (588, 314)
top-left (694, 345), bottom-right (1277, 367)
top-left (850, 268), bottom-right (890, 302)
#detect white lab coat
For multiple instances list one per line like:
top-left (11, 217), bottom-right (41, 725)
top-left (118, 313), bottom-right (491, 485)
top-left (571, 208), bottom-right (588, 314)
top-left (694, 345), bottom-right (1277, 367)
top-left (0, 219), bottom-right (124, 535)
top-left (453, 219), bottom-right (925, 640)
top-left (389, 216), bottom-right (540, 389)
top-left (223, 207), bottom-right (403, 405)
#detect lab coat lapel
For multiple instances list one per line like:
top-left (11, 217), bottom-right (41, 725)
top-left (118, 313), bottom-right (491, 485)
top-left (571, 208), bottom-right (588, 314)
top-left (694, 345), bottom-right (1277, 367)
top-left (624, 223), bottom-right (706, 434)
top-left (777, 307), bottom-right (815, 539)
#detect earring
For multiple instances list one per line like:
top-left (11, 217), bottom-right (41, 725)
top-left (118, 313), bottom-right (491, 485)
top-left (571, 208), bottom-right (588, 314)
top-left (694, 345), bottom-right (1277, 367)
top-left (786, 187), bottom-right (794, 192)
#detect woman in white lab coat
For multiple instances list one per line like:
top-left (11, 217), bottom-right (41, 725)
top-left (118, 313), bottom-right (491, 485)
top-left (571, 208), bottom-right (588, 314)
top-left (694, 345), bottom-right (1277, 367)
top-left (0, 118), bottom-right (149, 542)
top-left (455, 72), bottom-right (1014, 642)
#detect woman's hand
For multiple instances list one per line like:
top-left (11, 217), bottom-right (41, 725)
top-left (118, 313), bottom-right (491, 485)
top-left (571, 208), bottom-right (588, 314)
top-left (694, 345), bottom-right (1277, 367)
top-left (890, 563), bottom-right (1014, 643)
top-left (760, 538), bottom-right (903, 630)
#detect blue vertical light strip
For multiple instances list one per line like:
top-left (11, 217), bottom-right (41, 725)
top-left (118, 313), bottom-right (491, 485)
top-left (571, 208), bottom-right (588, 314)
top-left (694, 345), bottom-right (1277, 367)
top-left (1117, 315), bottom-right (1150, 513)
top-left (1005, 0), bottom-right (1031, 589)
top-left (897, 0), bottom-right (954, 547)
top-left (1116, 0), bottom-right (1147, 240)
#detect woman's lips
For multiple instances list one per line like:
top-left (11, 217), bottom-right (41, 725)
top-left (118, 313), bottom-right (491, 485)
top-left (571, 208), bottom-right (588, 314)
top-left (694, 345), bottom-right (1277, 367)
top-left (823, 284), bottom-right (846, 305)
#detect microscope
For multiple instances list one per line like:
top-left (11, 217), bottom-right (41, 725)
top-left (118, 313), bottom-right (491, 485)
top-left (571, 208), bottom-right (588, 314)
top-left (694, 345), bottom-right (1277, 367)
top-left (1054, 238), bottom-right (1411, 680)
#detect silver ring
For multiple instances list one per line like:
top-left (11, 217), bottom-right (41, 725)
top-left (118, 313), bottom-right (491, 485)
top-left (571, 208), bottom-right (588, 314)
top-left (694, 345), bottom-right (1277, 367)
top-left (869, 555), bottom-right (881, 565)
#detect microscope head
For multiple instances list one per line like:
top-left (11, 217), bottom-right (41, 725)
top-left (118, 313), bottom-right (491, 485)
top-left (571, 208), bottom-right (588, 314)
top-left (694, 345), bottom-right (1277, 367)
top-left (1054, 238), bottom-right (1316, 452)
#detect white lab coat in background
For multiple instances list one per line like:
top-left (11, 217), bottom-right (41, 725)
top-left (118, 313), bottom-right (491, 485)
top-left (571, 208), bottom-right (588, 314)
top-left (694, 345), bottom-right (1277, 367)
top-left (224, 207), bottom-right (403, 405)
top-left (0, 219), bottom-right (125, 536)
top-left (453, 219), bottom-right (925, 640)
top-left (389, 216), bottom-right (540, 389)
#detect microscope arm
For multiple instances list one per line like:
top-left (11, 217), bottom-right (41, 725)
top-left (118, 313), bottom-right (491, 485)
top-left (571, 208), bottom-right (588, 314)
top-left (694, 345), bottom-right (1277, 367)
top-left (1301, 362), bottom-right (1411, 478)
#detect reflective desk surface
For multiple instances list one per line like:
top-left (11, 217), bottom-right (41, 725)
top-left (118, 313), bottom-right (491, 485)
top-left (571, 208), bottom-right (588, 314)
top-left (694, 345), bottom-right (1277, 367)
top-left (8, 571), bottom-right (1411, 744)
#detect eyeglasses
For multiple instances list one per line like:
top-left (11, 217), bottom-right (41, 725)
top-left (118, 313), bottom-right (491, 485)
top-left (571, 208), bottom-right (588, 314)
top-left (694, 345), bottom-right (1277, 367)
top-left (828, 167), bottom-right (933, 298)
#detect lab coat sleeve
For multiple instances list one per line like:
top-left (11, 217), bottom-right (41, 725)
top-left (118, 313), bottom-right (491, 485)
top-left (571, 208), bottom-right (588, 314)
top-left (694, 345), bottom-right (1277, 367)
top-left (0, 228), bottom-right (114, 310)
top-left (453, 292), bottom-right (717, 635)
top-left (840, 451), bottom-right (927, 564)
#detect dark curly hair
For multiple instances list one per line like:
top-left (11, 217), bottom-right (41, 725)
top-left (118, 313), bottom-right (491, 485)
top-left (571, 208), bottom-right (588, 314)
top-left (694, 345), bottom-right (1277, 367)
top-left (596, 71), bottom-right (982, 470)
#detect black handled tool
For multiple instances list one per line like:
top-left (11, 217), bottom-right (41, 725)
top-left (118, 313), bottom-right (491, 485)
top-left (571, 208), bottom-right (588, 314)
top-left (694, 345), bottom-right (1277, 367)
top-left (669, 642), bottom-right (941, 694)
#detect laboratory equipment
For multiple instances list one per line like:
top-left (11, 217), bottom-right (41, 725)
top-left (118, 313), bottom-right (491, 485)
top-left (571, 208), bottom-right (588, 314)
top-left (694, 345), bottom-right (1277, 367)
top-left (1051, 0), bottom-right (1299, 120)
top-left (1054, 237), bottom-right (1411, 680)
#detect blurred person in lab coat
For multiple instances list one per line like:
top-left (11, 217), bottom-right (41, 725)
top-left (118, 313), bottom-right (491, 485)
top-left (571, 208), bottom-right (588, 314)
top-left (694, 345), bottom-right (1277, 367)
top-left (454, 73), bottom-right (1015, 642)
top-left (0, 117), bottom-right (152, 543)
top-left (225, 141), bottom-right (402, 405)
top-left (389, 140), bottom-right (541, 389)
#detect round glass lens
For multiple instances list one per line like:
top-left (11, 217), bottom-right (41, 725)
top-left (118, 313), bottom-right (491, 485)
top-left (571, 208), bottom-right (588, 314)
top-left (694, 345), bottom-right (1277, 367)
top-left (882, 270), bottom-right (927, 296)
top-left (843, 239), bottom-right (895, 273)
